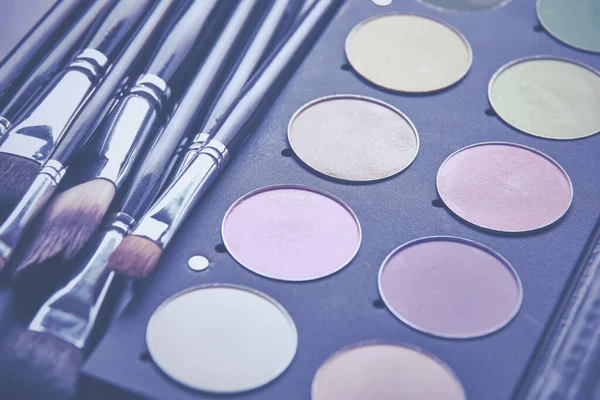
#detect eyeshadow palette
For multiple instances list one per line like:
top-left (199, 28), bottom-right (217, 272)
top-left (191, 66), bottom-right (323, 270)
top-left (1, 0), bottom-right (599, 399)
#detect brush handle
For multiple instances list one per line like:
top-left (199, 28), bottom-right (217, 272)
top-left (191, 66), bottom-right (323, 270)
top-left (131, 0), bottom-right (343, 250)
top-left (177, 0), bottom-right (301, 174)
top-left (79, 0), bottom-right (220, 188)
top-left (118, 0), bottom-right (261, 218)
top-left (87, 0), bottom-right (154, 61)
top-left (47, 0), bottom-right (179, 167)
top-left (28, 215), bottom-right (132, 349)
top-left (0, 0), bottom-right (117, 129)
top-left (0, 0), bottom-right (86, 108)
top-left (515, 220), bottom-right (600, 399)
top-left (144, 0), bottom-right (213, 87)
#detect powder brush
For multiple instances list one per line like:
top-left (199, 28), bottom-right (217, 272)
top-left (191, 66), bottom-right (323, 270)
top-left (13, 0), bottom-right (222, 278)
top-left (0, 0), bottom-right (154, 217)
top-left (0, 0), bottom-right (178, 271)
top-left (0, 0), bottom-right (86, 111)
top-left (108, 0), bottom-right (343, 279)
top-left (0, 0), bottom-right (117, 138)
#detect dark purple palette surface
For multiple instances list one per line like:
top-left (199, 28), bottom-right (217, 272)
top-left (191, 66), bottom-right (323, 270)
top-left (1, 0), bottom-right (599, 399)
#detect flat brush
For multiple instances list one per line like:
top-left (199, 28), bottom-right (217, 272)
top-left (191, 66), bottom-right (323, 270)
top-left (0, 0), bottom-right (117, 137)
top-left (0, 0), bottom-right (179, 271)
top-left (13, 0), bottom-right (222, 276)
top-left (0, 0), bottom-right (155, 216)
top-left (108, 0), bottom-right (343, 279)
top-left (0, 0), bottom-right (86, 111)
top-left (175, 0), bottom-right (302, 175)
top-left (0, 217), bottom-right (128, 399)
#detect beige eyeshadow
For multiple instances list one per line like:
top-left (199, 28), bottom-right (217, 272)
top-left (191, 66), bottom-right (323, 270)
top-left (489, 57), bottom-right (600, 140)
top-left (312, 343), bottom-right (465, 400)
top-left (288, 95), bottom-right (419, 182)
top-left (345, 13), bottom-right (472, 93)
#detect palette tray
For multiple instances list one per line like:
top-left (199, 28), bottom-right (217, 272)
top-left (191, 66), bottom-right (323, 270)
top-left (2, 0), bottom-right (599, 399)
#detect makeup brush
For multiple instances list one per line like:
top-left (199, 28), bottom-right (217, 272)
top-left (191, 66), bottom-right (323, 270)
top-left (0, 0), bottom-right (155, 216)
top-left (0, 219), bottom-right (127, 399)
top-left (0, 0), bottom-right (117, 137)
top-left (0, 0), bottom-right (86, 110)
top-left (13, 0), bottom-right (223, 276)
top-left (108, 0), bottom-right (343, 279)
top-left (175, 0), bottom-right (302, 175)
top-left (0, 0), bottom-right (179, 271)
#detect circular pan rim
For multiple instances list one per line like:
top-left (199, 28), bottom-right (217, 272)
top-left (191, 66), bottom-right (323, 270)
top-left (310, 340), bottom-right (467, 400)
top-left (344, 12), bottom-right (473, 93)
top-left (488, 55), bottom-right (600, 140)
top-left (221, 183), bottom-right (363, 282)
top-left (436, 141), bottom-right (574, 233)
top-left (146, 283), bottom-right (299, 394)
top-left (377, 235), bottom-right (524, 339)
top-left (287, 94), bottom-right (420, 182)
top-left (416, 0), bottom-right (513, 13)
top-left (536, 0), bottom-right (600, 54)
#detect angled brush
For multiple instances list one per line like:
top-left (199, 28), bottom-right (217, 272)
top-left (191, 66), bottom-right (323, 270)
top-left (0, 0), bottom-right (117, 137)
top-left (108, 0), bottom-right (343, 279)
top-left (0, 0), bottom-right (87, 110)
top-left (0, 0), bottom-right (179, 271)
top-left (0, 0), bottom-right (155, 217)
top-left (14, 0), bottom-right (222, 276)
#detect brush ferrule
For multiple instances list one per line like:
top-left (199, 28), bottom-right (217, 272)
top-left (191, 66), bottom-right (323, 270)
top-left (29, 228), bottom-right (123, 349)
top-left (105, 212), bottom-right (136, 234)
top-left (133, 138), bottom-right (229, 247)
top-left (84, 74), bottom-right (170, 187)
top-left (0, 116), bottom-right (10, 136)
top-left (174, 132), bottom-right (210, 177)
top-left (0, 48), bottom-right (108, 163)
top-left (0, 160), bottom-right (66, 261)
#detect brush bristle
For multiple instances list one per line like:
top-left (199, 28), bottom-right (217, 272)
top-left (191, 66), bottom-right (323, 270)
top-left (0, 330), bottom-right (82, 399)
top-left (107, 235), bottom-right (162, 279)
top-left (0, 154), bottom-right (40, 221)
top-left (14, 179), bottom-right (116, 278)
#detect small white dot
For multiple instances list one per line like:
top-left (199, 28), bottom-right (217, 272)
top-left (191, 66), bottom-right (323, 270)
top-left (188, 256), bottom-right (210, 271)
top-left (372, 0), bottom-right (392, 6)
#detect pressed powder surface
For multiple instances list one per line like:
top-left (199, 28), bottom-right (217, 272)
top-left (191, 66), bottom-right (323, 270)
top-left (345, 14), bottom-right (472, 92)
top-left (288, 95), bottom-right (419, 182)
top-left (489, 57), bottom-right (600, 139)
top-left (537, 0), bottom-right (600, 53)
top-left (379, 237), bottom-right (522, 338)
top-left (222, 185), bottom-right (361, 281)
top-left (312, 343), bottom-right (465, 400)
top-left (146, 285), bottom-right (298, 393)
top-left (437, 142), bottom-right (573, 232)
top-left (419, 0), bottom-right (511, 11)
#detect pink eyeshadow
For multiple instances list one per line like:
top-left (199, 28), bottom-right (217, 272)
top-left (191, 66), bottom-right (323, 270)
top-left (222, 185), bottom-right (361, 281)
top-left (436, 142), bottom-right (573, 232)
top-left (378, 237), bottom-right (522, 338)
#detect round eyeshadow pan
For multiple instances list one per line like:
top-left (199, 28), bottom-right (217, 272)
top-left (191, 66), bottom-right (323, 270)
top-left (418, 0), bottom-right (512, 12)
top-left (311, 342), bottom-right (466, 400)
top-left (345, 13), bottom-right (472, 93)
top-left (436, 142), bottom-right (573, 233)
top-left (222, 185), bottom-right (361, 281)
top-left (288, 95), bottom-right (419, 182)
top-left (537, 0), bottom-right (600, 53)
top-left (146, 284), bottom-right (298, 394)
top-left (378, 236), bottom-right (522, 339)
top-left (488, 56), bottom-right (600, 140)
